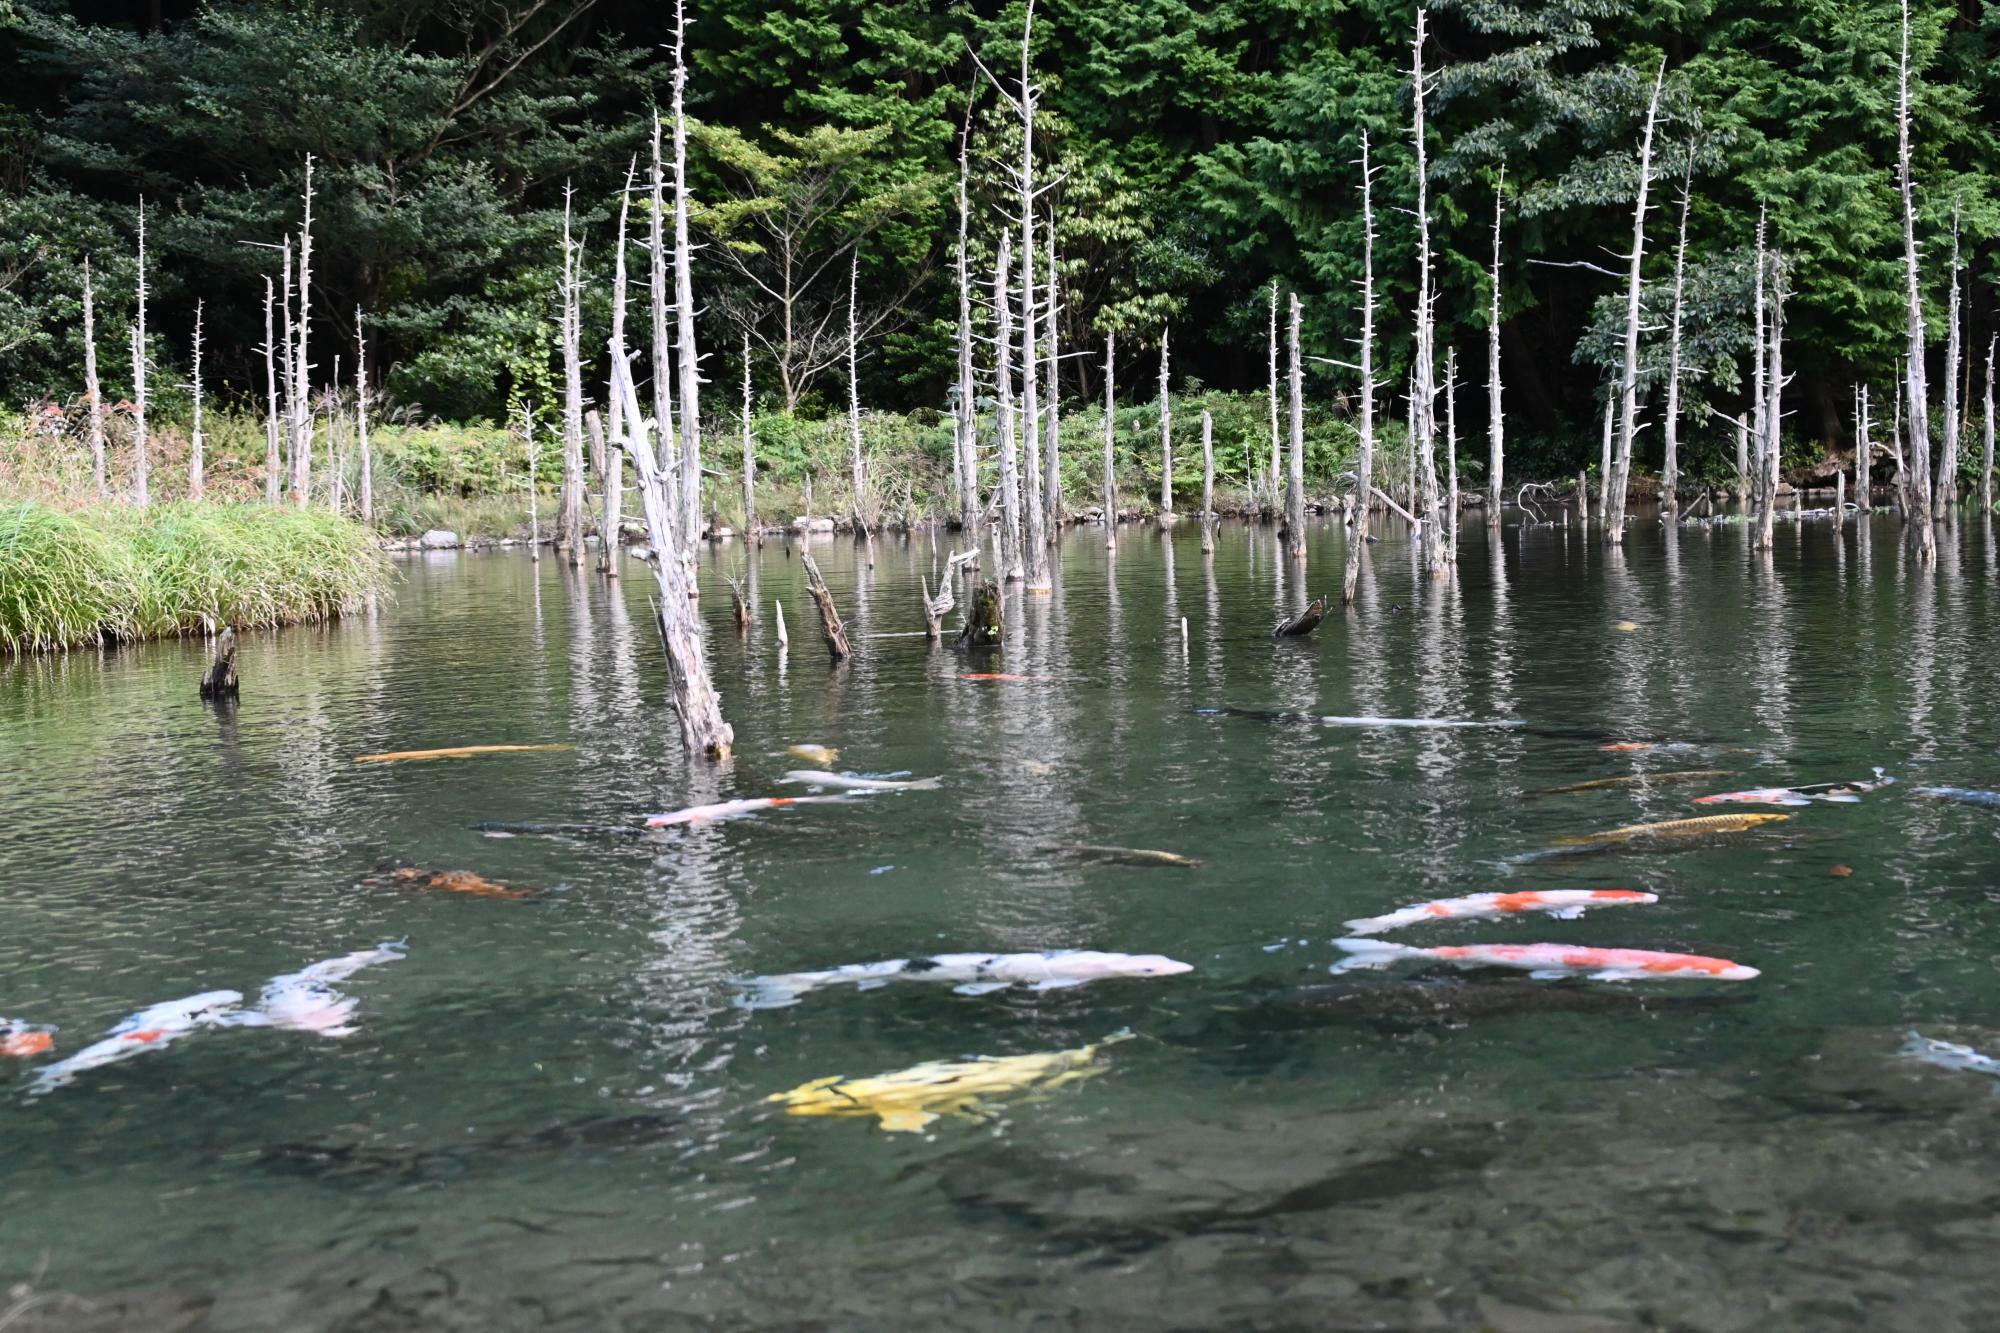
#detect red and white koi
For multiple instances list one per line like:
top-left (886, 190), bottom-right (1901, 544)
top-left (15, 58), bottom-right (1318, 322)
top-left (1694, 770), bottom-right (1894, 808)
top-left (1341, 889), bottom-right (1658, 937)
top-left (1330, 938), bottom-right (1758, 982)
top-left (644, 794), bottom-right (859, 827)
top-left (2, 1019), bottom-right (55, 1059)
top-left (27, 990), bottom-right (245, 1095)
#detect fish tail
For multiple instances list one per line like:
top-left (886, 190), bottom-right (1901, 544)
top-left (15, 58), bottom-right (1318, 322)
top-left (731, 978), bottom-right (807, 1010)
top-left (1098, 1027), bottom-right (1137, 1047)
top-left (1328, 938), bottom-right (1421, 974)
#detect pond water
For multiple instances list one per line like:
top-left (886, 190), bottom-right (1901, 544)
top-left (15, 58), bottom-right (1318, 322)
top-left (5, 511), bottom-right (2000, 1330)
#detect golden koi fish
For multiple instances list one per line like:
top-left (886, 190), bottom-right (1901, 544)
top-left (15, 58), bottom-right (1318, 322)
top-left (767, 1032), bottom-right (1132, 1133)
top-left (1551, 812), bottom-right (1789, 847)
top-left (355, 744), bottom-right (574, 764)
top-left (1539, 770), bottom-right (1735, 795)
top-left (785, 744), bottom-right (840, 766)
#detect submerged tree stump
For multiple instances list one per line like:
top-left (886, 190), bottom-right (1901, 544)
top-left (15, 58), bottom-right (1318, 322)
top-left (956, 579), bottom-right (1004, 649)
top-left (725, 574), bottom-right (750, 636)
top-left (800, 553), bottom-right (852, 661)
top-left (920, 573), bottom-right (956, 642)
top-left (199, 626), bottom-right (239, 698)
top-left (1273, 598), bottom-right (1326, 638)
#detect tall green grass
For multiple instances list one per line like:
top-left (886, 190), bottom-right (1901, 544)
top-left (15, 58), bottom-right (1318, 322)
top-left (0, 500), bottom-right (387, 652)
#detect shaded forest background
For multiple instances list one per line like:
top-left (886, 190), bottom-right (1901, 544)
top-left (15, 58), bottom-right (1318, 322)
top-left (1, 0), bottom-right (1996, 480)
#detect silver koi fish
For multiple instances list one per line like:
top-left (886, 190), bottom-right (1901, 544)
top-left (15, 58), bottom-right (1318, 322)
top-left (27, 990), bottom-right (245, 1095)
top-left (733, 949), bottom-right (1193, 1009)
top-left (644, 794), bottom-right (860, 827)
top-left (232, 942), bottom-right (408, 1037)
top-left (1342, 889), bottom-right (1658, 936)
top-left (1695, 770), bottom-right (1894, 807)
top-left (1317, 716), bottom-right (1525, 731)
top-left (776, 771), bottom-right (943, 792)
top-left (1901, 1031), bottom-right (2000, 1081)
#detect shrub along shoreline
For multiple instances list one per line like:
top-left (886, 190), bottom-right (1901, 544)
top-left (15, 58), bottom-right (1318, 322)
top-left (0, 500), bottom-right (387, 653)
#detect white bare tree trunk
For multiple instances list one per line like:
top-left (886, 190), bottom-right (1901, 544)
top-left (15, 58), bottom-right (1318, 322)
top-left (261, 275), bottom-right (280, 503)
top-left (1596, 393), bottom-right (1613, 523)
top-left (846, 250), bottom-right (867, 531)
top-left (1344, 131), bottom-right (1378, 606)
top-left (1735, 412), bottom-right (1748, 497)
top-left (1605, 59), bottom-right (1665, 544)
top-left (603, 160), bottom-right (635, 575)
top-left (524, 409), bottom-right (541, 560)
top-left (1411, 14), bottom-right (1444, 575)
top-left (1157, 325), bottom-right (1172, 516)
top-left (1200, 408), bottom-right (1215, 554)
top-left (82, 257), bottom-right (106, 499)
top-left (1896, 0), bottom-right (1936, 558)
top-left (187, 300), bottom-right (205, 501)
top-left (1661, 160), bottom-right (1692, 517)
top-left (1445, 345), bottom-right (1458, 557)
top-left (1487, 169), bottom-right (1504, 524)
top-left (740, 333), bottom-right (756, 538)
top-left (291, 160), bottom-right (316, 508)
top-left (1103, 331), bottom-right (1117, 551)
top-left (672, 0), bottom-right (702, 549)
top-left (1757, 252), bottom-right (1785, 551)
top-left (558, 184), bottom-right (587, 563)
top-left (994, 233), bottom-right (1022, 580)
top-left (131, 201), bottom-right (149, 509)
top-left (1938, 207), bottom-right (1962, 514)
top-left (1284, 292), bottom-right (1306, 559)
top-left (954, 114), bottom-right (978, 534)
top-left (1268, 279), bottom-right (1281, 511)
top-left (649, 111), bottom-right (679, 475)
top-left (1983, 337), bottom-right (1996, 512)
top-left (1043, 215), bottom-right (1061, 550)
top-left (1015, 7), bottom-right (1050, 590)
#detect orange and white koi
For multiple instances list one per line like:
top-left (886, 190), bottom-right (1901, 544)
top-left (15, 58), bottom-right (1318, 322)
top-left (1331, 939), bottom-right (1759, 982)
top-left (2, 1019), bottom-right (55, 1059)
top-left (27, 990), bottom-right (245, 1095)
top-left (1341, 889), bottom-right (1658, 937)
top-left (644, 794), bottom-right (858, 827)
top-left (1694, 770), bottom-right (1894, 808)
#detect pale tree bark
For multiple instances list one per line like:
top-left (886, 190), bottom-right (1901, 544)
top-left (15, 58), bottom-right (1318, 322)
top-left (291, 160), bottom-right (316, 508)
top-left (954, 110), bottom-right (979, 534)
top-left (1734, 411), bottom-right (1748, 498)
top-left (603, 159), bottom-right (635, 575)
top-left (1938, 206), bottom-right (1962, 514)
top-left (612, 354), bottom-right (733, 760)
top-left (1756, 251), bottom-right (1786, 551)
top-left (994, 233), bottom-right (1022, 580)
top-left (524, 408), bottom-right (540, 560)
top-left (1661, 158), bottom-right (1693, 517)
top-left (846, 250), bottom-right (867, 532)
top-left (1200, 408), bottom-right (1216, 554)
top-left (82, 255), bottom-right (107, 498)
top-left (1344, 130), bottom-right (1379, 607)
top-left (1750, 215), bottom-right (1767, 515)
top-left (649, 112), bottom-right (679, 475)
top-left (1487, 168), bottom-right (1504, 525)
top-left (1268, 279), bottom-right (1281, 509)
top-left (261, 275), bottom-right (280, 503)
top-left (1596, 392), bottom-right (1613, 524)
top-left (1892, 362), bottom-right (1906, 502)
top-left (1014, 2), bottom-right (1050, 590)
top-left (1042, 214), bottom-right (1061, 551)
top-left (740, 332), bottom-right (756, 538)
top-left (1983, 337), bottom-right (1996, 512)
top-left (131, 200), bottom-right (149, 508)
top-left (1896, 0), bottom-right (1936, 559)
top-left (1102, 331), bottom-right (1117, 551)
top-left (1410, 13), bottom-right (1444, 575)
top-left (1445, 344), bottom-right (1459, 558)
top-left (1158, 325), bottom-right (1173, 516)
top-left (671, 0), bottom-right (702, 549)
top-left (1604, 59), bottom-right (1665, 544)
top-left (1283, 292), bottom-right (1306, 559)
top-left (280, 239), bottom-right (296, 496)
top-left (558, 184), bottom-right (587, 562)
top-left (1856, 384), bottom-right (1873, 513)
top-left (187, 300), bottom-right (205, 501)
top-left (355, 308), bottom-right (373, 525)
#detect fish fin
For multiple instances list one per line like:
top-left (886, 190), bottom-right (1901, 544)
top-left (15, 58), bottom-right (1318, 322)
top-left (1031, 978), bottom-right (1088, 991)
top-left (854, 979), bottom-right (891, 992)
top-left (1528, 969), bottom-right (1572, 980)
top-left (876, 1109), bottom-right (938, 1133)
top-left (1821, 794), bottom-right (1863, 804)
top-left (1340, 918), bottom-right (1388, 936)
top-left (1588, 969), bottom-right (1638, 983)
top-left (1547, 907), bottom-right (1586, 920)
top-left (1328, 939), bottom-right (1414, 975)
top-left (733, 985), bottom-right (803, 1010)
top-left (952, 982), bottom-right (1011, 996)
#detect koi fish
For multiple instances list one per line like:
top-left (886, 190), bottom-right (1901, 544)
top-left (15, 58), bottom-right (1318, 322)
top-left (644, 794), bottom-right (859, 827)
top-left (231, 943), bottom-right (407, 1037)
top-left (367, 864), bottom-right (537, 898)
top-left (1549, 812), bottom-right (1790, 846)
top-left (1053, 844), bottom-right (1202, 869)
top-left (1913, 786), bottom-right (2000, 809)
top-left (1341, 889), bottom-right (1658, 936)
top-left (2, 1019), bottom-right (54, 1059)
top-left (776, 770), bottom-right (943, 792)
top-left (1599, 741), bottom-right (1699, 754)
top-left (1538, 770), bottom-right (1735, 795)
top-left (1330, 939), bottom-right (1758, 982)
top-left (1318, 715), bottom-right (1525, 730)
top-left (1694, 770), bottom-right (1894, 807)
top-left (960, 672), bottom-right (1053, 682)
top-left (785, 744), bottom-right (840, 766)
top-left (767, 1032), bottom-right (1132, 1132)
top-left (1901, 1031), bottom-right (2000, 1079)
top-left (732, 949), bottom-right (1193, 1009)
top-left (355, 744), bottom-right (574, 764)
top-left (28, 990), bottom-right (246, 1095)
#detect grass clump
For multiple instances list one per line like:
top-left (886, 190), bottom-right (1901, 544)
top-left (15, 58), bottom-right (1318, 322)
top-left (0, 500), bottom-right (387, 652)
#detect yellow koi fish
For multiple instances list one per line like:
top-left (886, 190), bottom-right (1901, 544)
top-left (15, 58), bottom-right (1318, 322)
top-left (1551, 812), bottom-right (1789, 847)
top-left (767, 1032), bottom-right (1132, 1133)
top-left (785, 744), bottom-right (840, 766)
top-left (356, 744), bottom-right (574, 764)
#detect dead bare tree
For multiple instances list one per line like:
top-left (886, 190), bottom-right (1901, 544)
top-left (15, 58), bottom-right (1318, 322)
top-left (1984, 336), bottom-right (1996, 512)
top-left (1102, 331), bottom-right (1117, 551)
top-left (1343, 129), bottom-right (1380, 607)
top-left (1268, 279), bottom-right (1281, 510)
top-left (1756, 251), bottom-right (1786, 551)
top-left (187, 300), bottom-right (206, 501)
top-left (1283, 292), bottom-right (1306, 559)
top-left (355, 308), bottom-right (373, 524)
top-left (602, 161), bottom-right (635, 575)
top-left (1661, 155), bottom-right (1694, 518)
top-left (291, 160), bottom-right (316, 508)
top-left (1410, 14), bottom-right (1444, 575)
top-left (1938, 205), bottom-right (1963, 514)
top-left (558, 183), bottom-right (587, 562)
top-left (1855, 384), bottom-right (1873, 513)
top-left (1896, 0), bottom-right (1936, 559)
top-left (846, 250), bottom-right (868, 531)
top-left (954, 106), bottom-right (979, 534)
top-left (1200, 408), bottom-right (1216, 554)
top-left (800, 552), bottom-right (853, 661)
top-left (1604, 59), bottom-right (1665, 545)
top-left (1158, 324), bottom-right (1173, 516)
top-left (1042, 214), bottom-right (1061, 551)
top-left (261, 275), bottom-right (280, 503)
top-left (994, 232), bottom-right (1022, 580)
top-left (740, 331), bottom-right (756, 539)
top-left (671, 0), bottom-right (703, 549)
top-left (1487, 168), bottom-right (1504, 524)
top-left (648, 111), bottom-right (679, 476)
top-left (131, 200), bottom-right (150, 508)
top-left (82, 252), bottom-right (107, 496)
top-left (523, 408), bottom-right (541, 560)
top-left (1445, 345), bottom-right (1459, 557)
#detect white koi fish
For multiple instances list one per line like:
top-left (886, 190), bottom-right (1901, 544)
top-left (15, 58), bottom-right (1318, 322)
top-left (1695, 770), bottom-right (1894, 807)
top-left (1318, 716), bottom-right (1524, 731)
top-left (776, 770), bottom-right (943, 792)
top-left (645, 794), bottom-right (859, 827)
top-left (1901, 1031), bottom-right (2000, 1080)
top-left (1330, 939), bottom-right (1758, 982)
top-left (230, 942), bottom-right (408, 1036)
top-left (27, 990), bottom-right (245, 1095)
top-left (1342, 889), bottom-right (1658, 936)
top-left (734, 949), bottom-right (1193, 1009)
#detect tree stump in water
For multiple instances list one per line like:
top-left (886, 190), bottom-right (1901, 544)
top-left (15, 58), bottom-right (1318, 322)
top-left (725, 575), bottom-right (751, 636)
top-left (800, 553), bottom-right (852, 661)
top-left (199, 627), bottom-right (239, 698)
top-left (920, 574), bottom-right (955, 642)
top-left (1273, 598), bottom-right (1326, 638)
top-left (956, 579), bottom-right (1004, 649)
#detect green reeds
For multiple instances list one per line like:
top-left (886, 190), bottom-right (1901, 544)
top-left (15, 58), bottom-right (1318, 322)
top-left (0, 500), bottom-right (386, 652)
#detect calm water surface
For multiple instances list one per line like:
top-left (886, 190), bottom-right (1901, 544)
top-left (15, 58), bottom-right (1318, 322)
top-left (5, 512), bottom-right (2000, 1330)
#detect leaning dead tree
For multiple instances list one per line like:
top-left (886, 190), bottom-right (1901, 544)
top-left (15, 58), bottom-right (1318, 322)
top-left (1661, 155), bottom-right (1694, 517)
top-left (800, 552), bottom-right (853, 661)
top-left (1486, 168), bottom-right (1505, 524)
top-left (670, 0), bottom-right (703, 549)
top-left (1102, 332), bottom-right (1117, 550)
top-left (1283, 292), bottom-right (1307, 559)
top-left (1343, 129), bottom-right (1380, 607)
top-left (611, 355), bottom-right (733, 760)
top-left (558, 185), bottom-right (587, 564)
top-left (1895, 0), bottom-right (1936, 559)
top-left (1604, 59), bottom-right (1666, 545)
top-left (291, 160), bottom-right (316, 508)
top-left (81, 253), bottom-right (105, 492)
top-left (187, 301), bottom-right (206, 500)
top-left (1409, 14), bottom-right (1445, 576)
top-left (130, 200), bottom-right (150, 508)
top-left (993, 232), bottom-right (1023, 579)
top-left (1158, 325), bottom-right (1173, 517)
top-left (1938, 206), bottom-right (1963, 514)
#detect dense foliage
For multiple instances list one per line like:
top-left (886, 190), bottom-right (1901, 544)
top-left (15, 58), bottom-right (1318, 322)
top-left (1, 0), bottom-right (1995, 477)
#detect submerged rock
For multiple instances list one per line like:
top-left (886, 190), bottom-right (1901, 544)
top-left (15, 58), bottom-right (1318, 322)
top-left (419, 528), bottom-right (460, 549)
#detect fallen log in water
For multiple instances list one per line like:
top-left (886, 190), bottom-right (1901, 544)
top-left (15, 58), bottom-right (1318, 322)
top-left (1273, 598), bottom-right (1326, 638)
top-left (801, 552), bottom-right (852, 661)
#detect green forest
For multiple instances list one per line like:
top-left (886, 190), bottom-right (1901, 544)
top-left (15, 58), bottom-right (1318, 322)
top-left (1, 0), bottom-right (1996, 482)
